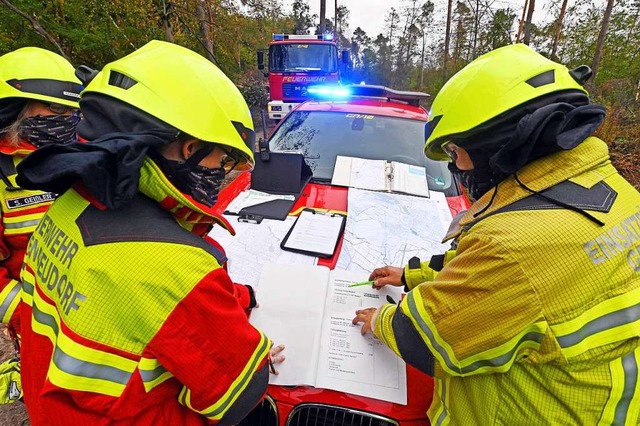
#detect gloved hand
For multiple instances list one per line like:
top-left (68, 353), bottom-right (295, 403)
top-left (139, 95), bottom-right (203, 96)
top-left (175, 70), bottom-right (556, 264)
top-left (0, 358), bottom-right (22, 404)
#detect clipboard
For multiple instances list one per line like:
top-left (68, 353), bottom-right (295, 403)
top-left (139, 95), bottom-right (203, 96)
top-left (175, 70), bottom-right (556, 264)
top-left (280, 208), bottom-right (346, 258)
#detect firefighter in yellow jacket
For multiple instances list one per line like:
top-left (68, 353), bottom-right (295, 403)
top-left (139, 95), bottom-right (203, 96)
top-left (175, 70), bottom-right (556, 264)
top-left (0, 47), bottom-right (82, 404)
top-left (353, 43), bottom-right (640, 425)
top-left (14, 41), bottom-right (282, 425)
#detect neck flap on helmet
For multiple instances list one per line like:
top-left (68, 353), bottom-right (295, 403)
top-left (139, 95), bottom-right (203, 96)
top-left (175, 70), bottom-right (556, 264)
top-left (452, 91), bottom-right (607, 222)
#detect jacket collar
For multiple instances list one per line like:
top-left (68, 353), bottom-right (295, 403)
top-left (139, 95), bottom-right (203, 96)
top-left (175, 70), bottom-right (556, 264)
top-left (0, 138), bottom-right (35, 156)
top-left (445, 137), bottom-right (615, 241)
top-left (138, 158), bottom-right (235, 237)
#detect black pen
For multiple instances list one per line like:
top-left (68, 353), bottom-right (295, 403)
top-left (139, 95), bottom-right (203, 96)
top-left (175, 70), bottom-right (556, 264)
top-left (269, 358), bottom-right (276, 374)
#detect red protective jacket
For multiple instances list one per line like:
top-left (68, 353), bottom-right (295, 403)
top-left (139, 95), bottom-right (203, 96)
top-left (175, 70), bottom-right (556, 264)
top-left (0, 139), bottom-right (55, 330)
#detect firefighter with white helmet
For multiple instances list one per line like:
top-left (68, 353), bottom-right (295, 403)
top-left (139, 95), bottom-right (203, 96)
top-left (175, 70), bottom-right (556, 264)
top-left (354, 44), bottom-right (640, 425)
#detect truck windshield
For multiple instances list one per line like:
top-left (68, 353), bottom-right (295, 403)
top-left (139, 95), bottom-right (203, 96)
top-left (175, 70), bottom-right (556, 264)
top-left (269, 44), bottom-right (338, 73)
top-left (268, 111), bottom-right (454, 194)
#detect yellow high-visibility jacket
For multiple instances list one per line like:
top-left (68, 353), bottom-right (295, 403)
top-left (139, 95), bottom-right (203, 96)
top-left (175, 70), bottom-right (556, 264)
top-left (375, 137), bottom-right (640, 425)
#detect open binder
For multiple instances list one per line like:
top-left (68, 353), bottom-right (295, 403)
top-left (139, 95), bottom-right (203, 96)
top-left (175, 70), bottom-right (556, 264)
top-left (238, 152), bottom-right (312, 220)
top-left (331, 156), bottom-right (430, 198)
top-left (280, 208), bottom-right (346, 258)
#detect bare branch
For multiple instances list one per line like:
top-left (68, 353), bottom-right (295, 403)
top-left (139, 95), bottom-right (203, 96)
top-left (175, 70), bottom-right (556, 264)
top-left (0, 0), bottom-right (69, 60)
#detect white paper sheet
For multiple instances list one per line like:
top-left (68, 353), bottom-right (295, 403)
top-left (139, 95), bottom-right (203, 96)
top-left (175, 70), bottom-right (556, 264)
top-left (316, 269), bottom-right (407, 404)
top-left (250, 263), bottom-right (329, 386)
top-left (249, 263), bottom-right (407, 404)
top-left (390, 162), bottom-right (430, 197)
top-left (282, 210), bottom-right (345, 257)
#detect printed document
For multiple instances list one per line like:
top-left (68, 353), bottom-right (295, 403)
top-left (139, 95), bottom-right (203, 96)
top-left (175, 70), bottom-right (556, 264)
top-left (331, 156), bottom-right (429, 197)
top-left (250, 263), bottom-right (407, 404)
top-left (281, 210), bottom-right (345, 257)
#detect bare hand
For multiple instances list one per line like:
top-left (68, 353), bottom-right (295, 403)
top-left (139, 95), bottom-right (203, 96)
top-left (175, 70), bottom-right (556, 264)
top-left (268, 343), bottom-right (285, 375)
top-left (352, 308), bottom-right (377, 335)
top-left (369, 266), bottom-right (404, 289)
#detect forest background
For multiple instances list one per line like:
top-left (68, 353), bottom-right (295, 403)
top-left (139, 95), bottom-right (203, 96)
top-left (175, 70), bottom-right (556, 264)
top-left (0, 1), bottom-right (638, 424)
top-left (0, 0), bottom-right (638, 187)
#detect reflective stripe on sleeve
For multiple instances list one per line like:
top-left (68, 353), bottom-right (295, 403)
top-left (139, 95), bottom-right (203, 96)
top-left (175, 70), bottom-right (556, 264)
top-left (0, 280), bottom-right (21, 323)
top-left (139, 357), bottom-right (173, 392)
top-left (432, 378), bottom-right (450, 426)
top-left (20, 267), bottom-right (34, 307)
top-left (552, 287), bottom-right (640, 359)
top-left (404, 291), bottom-right (547, 376)
top-left (3, 217), bottom-right (41, 235)
top-left (598, 347), bottom-right (640, 426)
top-left (179, 332), bottom-right (270, 420)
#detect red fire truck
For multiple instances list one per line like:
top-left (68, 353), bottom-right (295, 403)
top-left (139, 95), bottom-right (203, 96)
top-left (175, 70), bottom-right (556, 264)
top-left (257, 33), bottom-right (349, 121)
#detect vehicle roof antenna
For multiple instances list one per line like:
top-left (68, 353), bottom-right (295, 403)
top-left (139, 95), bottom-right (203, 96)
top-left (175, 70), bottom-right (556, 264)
top-left (259, 108), bottom-right (270, 161)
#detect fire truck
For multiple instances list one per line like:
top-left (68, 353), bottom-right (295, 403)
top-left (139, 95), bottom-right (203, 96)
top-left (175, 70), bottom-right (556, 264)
top-left (257, 33), bottom-right (350, 121)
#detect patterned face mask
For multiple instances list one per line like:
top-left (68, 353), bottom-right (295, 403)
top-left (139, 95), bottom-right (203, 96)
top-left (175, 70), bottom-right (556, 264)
top-left (19, 114), bottom-right (79, 147)
top-left (150, 145), bottom-right (226, 208)
top-left (183, 164), bottom-right (226, 207)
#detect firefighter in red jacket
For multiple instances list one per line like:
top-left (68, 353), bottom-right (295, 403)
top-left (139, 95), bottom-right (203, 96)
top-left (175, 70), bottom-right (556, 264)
top-left (0, 47), bottom-right (82, 404)
top-left (15, 40), bottom-right (282, 425)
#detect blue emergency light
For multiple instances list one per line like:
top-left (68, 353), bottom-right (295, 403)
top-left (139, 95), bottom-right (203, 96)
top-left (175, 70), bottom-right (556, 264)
top-left (273, 34), bottom-right (285, 41)
top-left (322, 33), bottom-right (334, 41)
top-left (307, 85), bottom-right (351, 99)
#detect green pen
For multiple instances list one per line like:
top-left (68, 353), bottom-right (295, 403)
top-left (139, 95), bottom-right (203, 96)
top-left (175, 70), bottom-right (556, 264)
top-left (349, 280), bottom-right (375, 288)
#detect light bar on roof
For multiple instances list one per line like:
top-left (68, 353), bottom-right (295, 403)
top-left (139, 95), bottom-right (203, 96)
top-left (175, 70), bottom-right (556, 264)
top-left (347, 84), bottom-right (430, 106)
top-left (308, 85), bottom-right (351, 98)
top-left (272, 34), bottom-right (335, 41)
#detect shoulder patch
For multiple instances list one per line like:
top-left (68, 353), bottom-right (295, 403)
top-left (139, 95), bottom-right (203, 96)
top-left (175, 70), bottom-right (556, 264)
top-left (76, 195), bottom-right (226, 264)
top-left (464, 180), bottom-right (617, 232)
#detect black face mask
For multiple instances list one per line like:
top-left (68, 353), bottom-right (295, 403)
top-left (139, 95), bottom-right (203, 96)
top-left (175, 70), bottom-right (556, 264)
top-left (19, 114), bottom-right (79, 147)
top-left (149, 146), bottom-right (226, 208)
top-left (448, 154), bottom-right (499, 202)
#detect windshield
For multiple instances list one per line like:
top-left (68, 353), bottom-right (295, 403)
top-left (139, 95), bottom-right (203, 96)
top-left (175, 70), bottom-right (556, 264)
top-left (268, 111), bottom-right (455, 194)
top-left (269, 44), bottom-right (338, 73)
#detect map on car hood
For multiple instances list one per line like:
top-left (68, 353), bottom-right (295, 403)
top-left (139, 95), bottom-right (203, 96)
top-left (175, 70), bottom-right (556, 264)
top-left (209, 216), bottom-right (317, 288)
top-left (336, 189), bottom-right (452, 273)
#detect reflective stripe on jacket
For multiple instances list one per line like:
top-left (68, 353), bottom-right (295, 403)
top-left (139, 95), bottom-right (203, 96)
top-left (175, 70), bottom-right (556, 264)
top-left (19, 159), bottom-right (270, 425)
top-left (375, 137), bottom-right (640, 425)
top-left (0, 146), bottom-right (55, 325)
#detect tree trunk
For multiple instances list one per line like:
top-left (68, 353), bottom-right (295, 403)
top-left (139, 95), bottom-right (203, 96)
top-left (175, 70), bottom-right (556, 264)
top-left (636, 77), bottom-right (640, 132)
top-left (420, 31), bottom-right (426, 90)
top-left (591, 0), bottom-right (615, 88)
top-left (160, 0), bottom-right (174, 43)
top-left (319, 0), bottom-right (326, 34)
top-left (523, 0), bottom-right (535, 45)
top-left (550, 0), bottom-right (568, 60)
top-left (443, 0), bottom-right (452, 80)
top-left (516, 0), bottom-right (528, 43)
top-left (0, 0), bottom-right (69, 60)
top-left (472, 0), bottom-right (479, 58)
top-left (334, 0), bottom-right (338, 47)
top-left (196, 0), bottom-right (214, 63)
